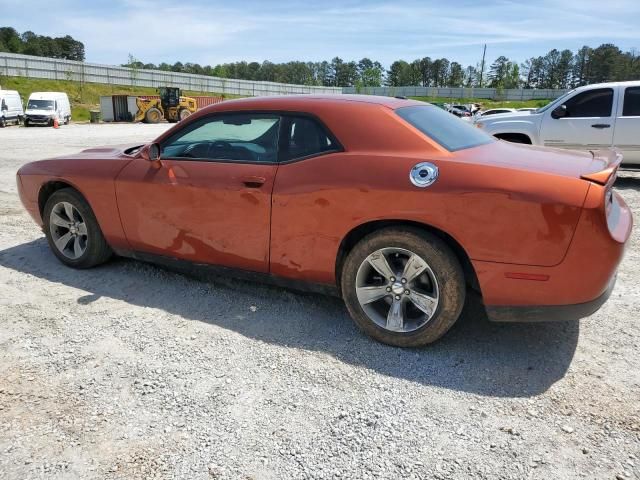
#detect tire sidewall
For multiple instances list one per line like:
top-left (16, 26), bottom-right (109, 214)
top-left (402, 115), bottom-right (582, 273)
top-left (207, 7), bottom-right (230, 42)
top-left (341, 228), bottom-right (465, 347)
top-left (43, 189), bottom-right (108, 269)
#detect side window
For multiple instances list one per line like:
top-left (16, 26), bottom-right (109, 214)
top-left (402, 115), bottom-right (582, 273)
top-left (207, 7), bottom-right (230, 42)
top-left (161, 113), bottom-right (280, 163)
top-left (563, 88), bottom-right (613, 117)
top-left (623, 87), bottom-right (640, 116)
top-left (281, 116), bottom-right (338, 161)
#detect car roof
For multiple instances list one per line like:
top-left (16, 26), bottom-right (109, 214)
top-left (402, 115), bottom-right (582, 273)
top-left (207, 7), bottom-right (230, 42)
top-left (572, 80), bottom-right (640, 91)
top-left (197, 94), bottom-right (425, 115)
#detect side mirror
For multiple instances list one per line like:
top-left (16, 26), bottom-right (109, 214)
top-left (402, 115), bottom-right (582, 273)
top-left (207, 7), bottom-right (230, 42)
top-left (142, 142), bottom-right (161, 162)
top-left (552, 104), bottom-right (567, 119)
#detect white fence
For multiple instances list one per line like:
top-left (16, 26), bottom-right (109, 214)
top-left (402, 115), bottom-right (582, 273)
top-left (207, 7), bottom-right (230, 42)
top-left (0, 52), bottom-right (342, 96)
top-left (0, 52), bottom-right (569, 100)
top-left (342, 86), bottom-right (569, 100)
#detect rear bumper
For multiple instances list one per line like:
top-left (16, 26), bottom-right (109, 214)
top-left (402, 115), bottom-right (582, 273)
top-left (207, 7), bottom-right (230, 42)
top-left (486, 274), bottom-right (616, 322)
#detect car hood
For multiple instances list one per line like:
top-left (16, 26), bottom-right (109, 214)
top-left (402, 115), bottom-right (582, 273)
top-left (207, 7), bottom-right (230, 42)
top-left (16, 144), bottom-right (144, 178)
top-left (49, 144), bottom-right (143, 160)
top-left (457, 140), bottom-right (620, 182)
top-left (475, 112), bottom-right (541, 125)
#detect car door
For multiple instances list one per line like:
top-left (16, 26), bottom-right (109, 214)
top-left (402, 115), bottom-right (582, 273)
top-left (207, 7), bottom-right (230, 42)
top-left (115, 112), bottom-right (281, 273)
top-left (613, 85), bottom-right (640, 164)
top-left (539, 87), bottom-right (616, 151)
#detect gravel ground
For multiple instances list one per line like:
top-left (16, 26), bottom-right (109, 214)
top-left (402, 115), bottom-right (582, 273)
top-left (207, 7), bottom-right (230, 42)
top-left (0, 124), bottom-right (638, 480)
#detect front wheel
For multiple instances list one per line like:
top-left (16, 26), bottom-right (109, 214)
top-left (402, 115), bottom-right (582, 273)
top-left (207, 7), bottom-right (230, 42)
top-left (178, 109), bottom-right (191, 121)
top-left (145, 108), bottom-right (162, 124)
top-left (341, 227), bottom-right (465, 347)
top-left (0, 116), bottom-right (5, 128)
top-left (43, 188), bottom-right (113, 268)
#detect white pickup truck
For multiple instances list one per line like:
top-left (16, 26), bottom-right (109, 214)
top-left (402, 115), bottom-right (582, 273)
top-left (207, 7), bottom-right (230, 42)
top-left (475, 81), bottom-right (640, 165)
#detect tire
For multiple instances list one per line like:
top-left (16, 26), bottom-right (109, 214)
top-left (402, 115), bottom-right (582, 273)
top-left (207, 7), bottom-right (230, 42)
top-left (178, 109), bottom-right (191, 121)
top-left (0, 116), bottom-right (5, 128)
top-left (43, 188), bottom-right (112, 269)
top-left (145, 108), bottom-right (162, 124)
top-left (64, 116), bottom-right (70, 125)
top-left (341, 227), bottom-right (465, 347)
top-left (24, 119), bottom-right (30, 127)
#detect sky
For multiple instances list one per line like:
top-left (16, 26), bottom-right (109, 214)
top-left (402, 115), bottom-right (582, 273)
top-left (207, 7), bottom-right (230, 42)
top-left (3, 0), bottom-right (639, 68)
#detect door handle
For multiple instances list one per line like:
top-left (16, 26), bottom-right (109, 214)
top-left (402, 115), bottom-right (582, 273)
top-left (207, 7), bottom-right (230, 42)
top-left (591, 124), bottom-right (611, 129)
top-left (240, 175), bottom-right (266, 188)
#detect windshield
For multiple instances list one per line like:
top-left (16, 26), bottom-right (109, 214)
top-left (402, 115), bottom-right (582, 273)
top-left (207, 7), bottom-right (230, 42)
top-left (396, 105), bottom-right (494, 151)
top-left (27, 99), bottom-right (54, 110)
top-left (535, 89), bottom-right (575, 114)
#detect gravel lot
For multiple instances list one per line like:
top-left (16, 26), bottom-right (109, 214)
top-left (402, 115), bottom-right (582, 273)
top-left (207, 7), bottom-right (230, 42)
top-left (0, 124), bottom-right (638, 480)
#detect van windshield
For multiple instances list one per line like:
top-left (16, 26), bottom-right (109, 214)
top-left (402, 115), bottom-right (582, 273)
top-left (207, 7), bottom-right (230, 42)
top-left (28, 99), bottom-right (54, 110)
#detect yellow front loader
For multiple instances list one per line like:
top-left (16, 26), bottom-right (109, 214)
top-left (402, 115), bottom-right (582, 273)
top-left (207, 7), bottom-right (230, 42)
top-left (134, 87), bottom-right (197, 123)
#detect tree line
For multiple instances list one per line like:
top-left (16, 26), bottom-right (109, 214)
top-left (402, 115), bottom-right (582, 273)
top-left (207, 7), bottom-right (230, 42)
top-left (125, 43), bottom-right (639, 90)
top-left (1, 26), bottom-right (638, 89)
top-left (0, 27), bottom-right (85, 61)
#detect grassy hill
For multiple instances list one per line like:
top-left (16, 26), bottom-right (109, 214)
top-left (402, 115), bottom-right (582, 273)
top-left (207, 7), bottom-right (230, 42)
top-left (0, 76), bottom-right (232, 121)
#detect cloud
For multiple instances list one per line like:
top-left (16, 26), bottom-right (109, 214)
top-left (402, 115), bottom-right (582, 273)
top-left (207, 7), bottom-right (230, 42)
top-left (5, 0), bottom-right (640, 66)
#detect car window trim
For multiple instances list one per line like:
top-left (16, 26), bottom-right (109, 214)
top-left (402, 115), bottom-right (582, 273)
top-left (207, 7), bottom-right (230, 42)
top-left (159, 111), bottom-right (282, 164)
top-left (622, 86), bottom-right (640, 117)
top-left (561, 87), bottom-right (614, 119)
top-left (277, 112), bottom-right (345, 164)
top-left (159, 110), bottom-right (344, 165)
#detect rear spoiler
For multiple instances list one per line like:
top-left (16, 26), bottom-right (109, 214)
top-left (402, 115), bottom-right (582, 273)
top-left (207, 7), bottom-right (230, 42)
top-left (580, 149), bottom-right (623, 186)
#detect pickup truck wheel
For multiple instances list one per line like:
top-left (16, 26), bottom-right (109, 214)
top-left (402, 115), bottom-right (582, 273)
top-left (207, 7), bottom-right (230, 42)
top-left (341, 227), bottom-right (465, 347)
top-left (43, 188), bottom-right (112, 269)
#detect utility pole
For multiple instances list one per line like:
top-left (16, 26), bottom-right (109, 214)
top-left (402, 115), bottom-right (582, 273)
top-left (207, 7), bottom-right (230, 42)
top-left (479, 44), bottom-right (487, 87)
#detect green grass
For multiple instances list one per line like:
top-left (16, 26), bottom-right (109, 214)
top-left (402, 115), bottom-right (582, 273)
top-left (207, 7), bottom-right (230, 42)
top-left (0, 76), bottom-right (236, 121)
top-left (409, 96), bottom-right (552, 109)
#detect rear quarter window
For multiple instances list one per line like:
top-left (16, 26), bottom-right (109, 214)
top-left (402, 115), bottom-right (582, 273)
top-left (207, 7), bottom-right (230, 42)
top-left (396, 105), bottom-right (494, 151)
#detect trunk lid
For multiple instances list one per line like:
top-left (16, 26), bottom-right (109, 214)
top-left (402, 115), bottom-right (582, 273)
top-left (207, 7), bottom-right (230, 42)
top-left (458, 141), bottom-right (622, 183)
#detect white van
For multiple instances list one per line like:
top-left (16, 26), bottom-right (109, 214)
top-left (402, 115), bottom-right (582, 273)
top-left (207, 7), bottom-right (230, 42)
top-left (0, 90), bottom-right (25, 127)
top-left (24, 92), bottom-right (72, 127)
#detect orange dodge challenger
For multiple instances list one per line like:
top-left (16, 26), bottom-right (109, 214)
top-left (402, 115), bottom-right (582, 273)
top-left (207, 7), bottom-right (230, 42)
top-left (17, 95), bottom-right (632, 347)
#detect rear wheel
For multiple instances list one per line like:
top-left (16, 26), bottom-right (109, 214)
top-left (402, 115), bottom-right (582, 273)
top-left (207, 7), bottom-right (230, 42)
top-left (24, 119), bottom-right (30, 127)
top-left (341, 227), bottom-right (465, 347)
top-left (145, 108), bottom-right (162, 124)
top-left (43, 188), bottom-right (112, 269)
top-left (0, 116), bottom-right (5, 128)
top-left (179, 109), bottom-right (191, 121)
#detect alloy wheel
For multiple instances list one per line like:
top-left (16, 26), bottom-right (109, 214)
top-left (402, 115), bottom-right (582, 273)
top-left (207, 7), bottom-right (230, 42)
top-left (355, 247), bottom-right (440, 333)
top-left (49, 201), bottom-right (89, 260)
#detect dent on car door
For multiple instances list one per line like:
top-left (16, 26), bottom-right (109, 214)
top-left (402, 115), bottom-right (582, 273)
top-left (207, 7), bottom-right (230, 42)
top-left (613, 86), bottom-right (640, 164)
top-left (115, 113), bottom-right (281, 272)
top-left (540, 87), bottom-right (616, 151)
